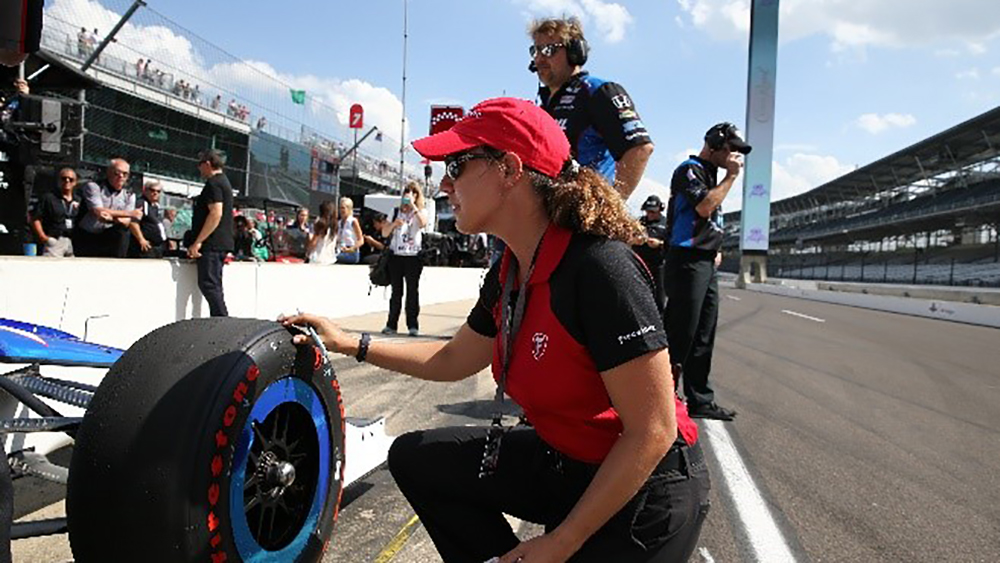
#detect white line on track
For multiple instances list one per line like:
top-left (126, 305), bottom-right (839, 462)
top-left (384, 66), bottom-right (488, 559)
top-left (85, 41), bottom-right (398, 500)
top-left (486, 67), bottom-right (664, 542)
top-left (725, 295), bottom-right (742, 301)
top-left (781, 309), bottom-right (825, 323)
top-left (697, 546), bottom-right (717, 562)
top-left (701, 419), bottom-right (798, 563)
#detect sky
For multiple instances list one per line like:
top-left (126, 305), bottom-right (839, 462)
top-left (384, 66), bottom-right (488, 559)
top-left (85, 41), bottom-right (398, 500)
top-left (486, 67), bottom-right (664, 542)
top-left (48, 0), bottom-right (1000, 213)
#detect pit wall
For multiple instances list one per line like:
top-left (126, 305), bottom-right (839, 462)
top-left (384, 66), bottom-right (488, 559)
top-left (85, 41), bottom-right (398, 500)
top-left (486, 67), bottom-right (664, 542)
top-left (0, 257), bottom-right (487, 350)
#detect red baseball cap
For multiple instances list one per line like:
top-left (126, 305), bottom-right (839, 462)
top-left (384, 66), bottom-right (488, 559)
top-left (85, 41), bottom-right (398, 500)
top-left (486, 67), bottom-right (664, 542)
top-left (412, 97), bottom-right (570, 178)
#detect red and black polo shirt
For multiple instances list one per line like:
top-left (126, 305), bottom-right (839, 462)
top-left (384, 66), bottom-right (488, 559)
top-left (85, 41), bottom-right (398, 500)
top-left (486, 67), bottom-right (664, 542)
top-left (467, 224), bottom-right (699, 464)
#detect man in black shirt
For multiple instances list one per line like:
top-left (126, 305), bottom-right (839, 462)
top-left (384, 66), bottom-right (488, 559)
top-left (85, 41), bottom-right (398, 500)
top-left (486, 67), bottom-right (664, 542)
top-left (30, 167), bottom-right (80, 257)
top-left (664, 122), bottom-right (750, 421)
top-left (529, 17), bottom-right (654, 198)
top-left (632, 194), bottom-right (668, 307)
top-left (128, 179), bottom-right (166, 258)
top-left (188, 149), bottom-right (234, 317)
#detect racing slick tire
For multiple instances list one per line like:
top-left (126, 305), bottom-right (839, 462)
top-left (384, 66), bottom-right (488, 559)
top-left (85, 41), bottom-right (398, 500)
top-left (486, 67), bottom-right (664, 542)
top-left (66, 318), bottom-right (346, 562)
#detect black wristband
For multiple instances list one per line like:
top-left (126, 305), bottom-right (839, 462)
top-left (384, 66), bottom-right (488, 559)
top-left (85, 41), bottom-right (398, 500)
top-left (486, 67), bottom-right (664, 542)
top-left (356, 332), bottom-right (371, 363)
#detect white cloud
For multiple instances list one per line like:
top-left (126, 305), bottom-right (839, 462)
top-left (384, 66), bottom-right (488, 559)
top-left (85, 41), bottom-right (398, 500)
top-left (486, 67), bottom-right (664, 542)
top-left (855, 113), bottom-right (917, 134)
top-left (993, 67), bottom-right (1000, 76)
top-left (723, 153), bottom-right (854, 211)
top-left (514, 0), bottom-right (634, 43)
top-left (676, 0), bottom-right (1000, 54)
top-left (956, 68), bottom-right (981, 80)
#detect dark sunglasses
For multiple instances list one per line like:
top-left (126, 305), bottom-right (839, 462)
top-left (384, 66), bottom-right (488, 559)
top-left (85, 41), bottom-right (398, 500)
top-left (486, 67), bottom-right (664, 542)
top-left (444, 152), bottom-right (493, 181)
top-left (60, 176), bottom-right (76, 182)
top-left (529, 42), bottom-right (564, 58)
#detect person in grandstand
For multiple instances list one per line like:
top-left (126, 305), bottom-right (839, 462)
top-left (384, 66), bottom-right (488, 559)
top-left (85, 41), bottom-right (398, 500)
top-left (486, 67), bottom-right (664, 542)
top-left (30, 167), bottom-right (80, 257)
top-left (632, 194), bottom-right (668, 307)
top-left (128, 179), bottom-right (167, 258)
top-left (283, 98), bottom-right (709, 563)
top-left (335, 197), bottom-right (364, 264)
top-left (74, 158), bottom-right (140, 258)
top-left (664, 122), bottom-right (750, 421)
top-left (529, 17), bottom-right (654, 199)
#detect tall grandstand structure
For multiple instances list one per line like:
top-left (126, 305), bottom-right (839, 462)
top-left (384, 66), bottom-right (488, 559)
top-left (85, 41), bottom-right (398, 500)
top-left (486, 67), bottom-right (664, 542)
top-left (723, 105), bottom-right (1000, 288)
top-left (26, 1), bottom-right (422, 225)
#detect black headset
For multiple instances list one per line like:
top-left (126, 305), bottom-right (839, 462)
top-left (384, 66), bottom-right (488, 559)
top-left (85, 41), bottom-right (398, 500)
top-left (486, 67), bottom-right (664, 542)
top-left (566, 36), bottom-right (589, 66)
top-left (529, 36), bottom-right (589, 72)
top-left (705, 122), bottom-right (737, 150)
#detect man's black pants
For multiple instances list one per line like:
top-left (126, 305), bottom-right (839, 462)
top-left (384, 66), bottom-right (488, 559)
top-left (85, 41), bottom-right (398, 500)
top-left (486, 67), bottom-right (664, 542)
top-left (388, 426), bottom-right (710, 563)
top-left (196, 250), bottom-right (228, 317)
top-left (73, 226), bottom-right (129, 258)
top-left (386, 254), bottom-right (422, 331)
top-left (664, 248), bottom-right (719, 409)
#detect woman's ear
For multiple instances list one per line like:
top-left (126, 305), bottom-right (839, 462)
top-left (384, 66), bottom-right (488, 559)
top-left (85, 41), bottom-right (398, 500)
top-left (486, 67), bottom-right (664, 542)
top-left (501, 152), bottom-right (525, 181)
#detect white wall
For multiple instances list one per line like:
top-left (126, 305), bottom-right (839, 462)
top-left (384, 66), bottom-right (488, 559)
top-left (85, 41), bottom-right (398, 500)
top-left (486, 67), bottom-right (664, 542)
top-left (0, 257), bottom-right (486, 349)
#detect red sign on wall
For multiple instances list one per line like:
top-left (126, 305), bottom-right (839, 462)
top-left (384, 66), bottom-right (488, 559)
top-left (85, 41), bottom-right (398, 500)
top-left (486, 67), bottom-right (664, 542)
top-left (429, 105), bottom-right (464, 135)
top-left (349, 104), bottom-right (364, 129)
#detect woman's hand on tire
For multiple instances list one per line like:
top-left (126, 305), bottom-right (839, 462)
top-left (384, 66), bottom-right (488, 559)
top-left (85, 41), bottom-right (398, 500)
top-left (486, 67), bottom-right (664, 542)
top-left (280, 313), bottom-right (353, 354)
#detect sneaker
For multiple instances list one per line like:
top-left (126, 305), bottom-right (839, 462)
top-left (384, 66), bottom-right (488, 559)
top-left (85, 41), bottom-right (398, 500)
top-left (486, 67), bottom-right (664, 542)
top-left (688, 402), bottom-right (737, 421)
top-left (381, 326), bottom-right (397, 335)
top-left (407, 328), bottom-right (419, 337)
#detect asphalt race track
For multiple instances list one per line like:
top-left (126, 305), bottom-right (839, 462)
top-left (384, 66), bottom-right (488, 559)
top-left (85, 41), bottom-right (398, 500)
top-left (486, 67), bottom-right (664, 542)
top-left (12, 290), bottom-right (1000, 562)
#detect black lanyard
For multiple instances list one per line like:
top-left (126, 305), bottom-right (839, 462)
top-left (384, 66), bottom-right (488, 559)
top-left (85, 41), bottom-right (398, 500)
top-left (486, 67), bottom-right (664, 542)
top-left (478, 236), bottom-right (543, 478)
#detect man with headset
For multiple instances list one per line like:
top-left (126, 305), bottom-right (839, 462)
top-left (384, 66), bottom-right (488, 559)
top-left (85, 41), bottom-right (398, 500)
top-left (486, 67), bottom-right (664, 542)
top-left (528, 17), bottom-right (654, 198)
top-left (632, 194), bottom-right (668, 307)
top-left (664, 122), bottom-right (751, 421)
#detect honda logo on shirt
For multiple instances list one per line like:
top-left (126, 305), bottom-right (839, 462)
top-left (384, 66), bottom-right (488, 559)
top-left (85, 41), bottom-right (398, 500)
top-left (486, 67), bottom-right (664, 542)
top-left (531, 332), bottom-right (549, 360)
top-left (611, 94), bottom-right (632, 109)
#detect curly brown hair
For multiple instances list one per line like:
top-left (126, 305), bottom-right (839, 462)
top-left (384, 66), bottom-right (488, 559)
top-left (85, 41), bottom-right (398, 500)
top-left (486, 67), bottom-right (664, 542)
top-left (481, 147), bottom-right (643, 243)
top-left (532, 166), bottom-right (644, 244)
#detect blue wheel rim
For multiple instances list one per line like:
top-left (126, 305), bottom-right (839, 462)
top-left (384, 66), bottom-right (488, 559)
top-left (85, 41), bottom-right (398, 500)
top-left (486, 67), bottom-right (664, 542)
top-left (230, 377), bottom-right (332, 562)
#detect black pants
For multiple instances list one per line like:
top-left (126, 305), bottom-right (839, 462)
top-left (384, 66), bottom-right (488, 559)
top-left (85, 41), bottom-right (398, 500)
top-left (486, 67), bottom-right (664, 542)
top-left (664, 249), bottom-right (719, 408)
top-left (387, 254), bottom-right (422, 330)
top-left (73, 225), bottom-right (130, 258)
top-left (388, 426), bottom-right (710, 563)
top-left (196, 250), bottom-right (228, 317)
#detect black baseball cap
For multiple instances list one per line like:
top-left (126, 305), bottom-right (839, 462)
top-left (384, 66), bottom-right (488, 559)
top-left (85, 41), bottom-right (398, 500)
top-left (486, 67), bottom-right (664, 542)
top-left (641, 194), bottom-right (663, 211)
top-left (706, 122), bottom-right (752, 155)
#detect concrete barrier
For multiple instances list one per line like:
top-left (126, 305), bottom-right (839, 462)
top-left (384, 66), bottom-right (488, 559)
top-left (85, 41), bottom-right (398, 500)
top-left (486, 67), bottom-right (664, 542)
top-left (0, 256), bottom-right (487, 349)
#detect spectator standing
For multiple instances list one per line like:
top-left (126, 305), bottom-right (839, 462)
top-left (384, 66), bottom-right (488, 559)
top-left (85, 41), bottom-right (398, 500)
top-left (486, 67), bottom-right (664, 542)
top-left (74, 158), bottom-right (139, 257)
top-left (382, 182), bottom-right (427, 336)
top-left (287, 206), bottom-right (312, 258)
top-left (135, 58), bottom-right (144, 78)
top-left (77, 28), bottom-right (90, 58)
top-left (162, 207), bottom-right (176, 238)
top-left (663, 122), bottom-right (750, 421)
top-left (335, 197), bottom-right (363, 264)
top-left (307, 200), bottom-right (338, 265)
top-left (211, 94), bottom-right (221, 111)
top-left (530, 17), bottom-right (654, 198)
top-left (30, 167), bottom-right (80, 257)
top-left (361, 212), bottom-right (388, 265)
top-left (128, 179), bottom-right (166, 258)
top-left (163, 207), bottom-right (178, 251)
top-left (188, 149), bottom-right (234, 317)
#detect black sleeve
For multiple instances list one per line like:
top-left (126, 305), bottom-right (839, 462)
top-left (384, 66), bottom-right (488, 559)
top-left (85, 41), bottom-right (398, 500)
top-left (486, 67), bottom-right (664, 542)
top-left (466, 259), bottom-right (502, 338)
top-left (588, 82), bottom-right (652, 160)
top-left (678, 163), bottom-right (711, 206)
top-left (570, 241), bottom-right (667, 372)
top-left (206, 176), bottom-right (226, 204)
